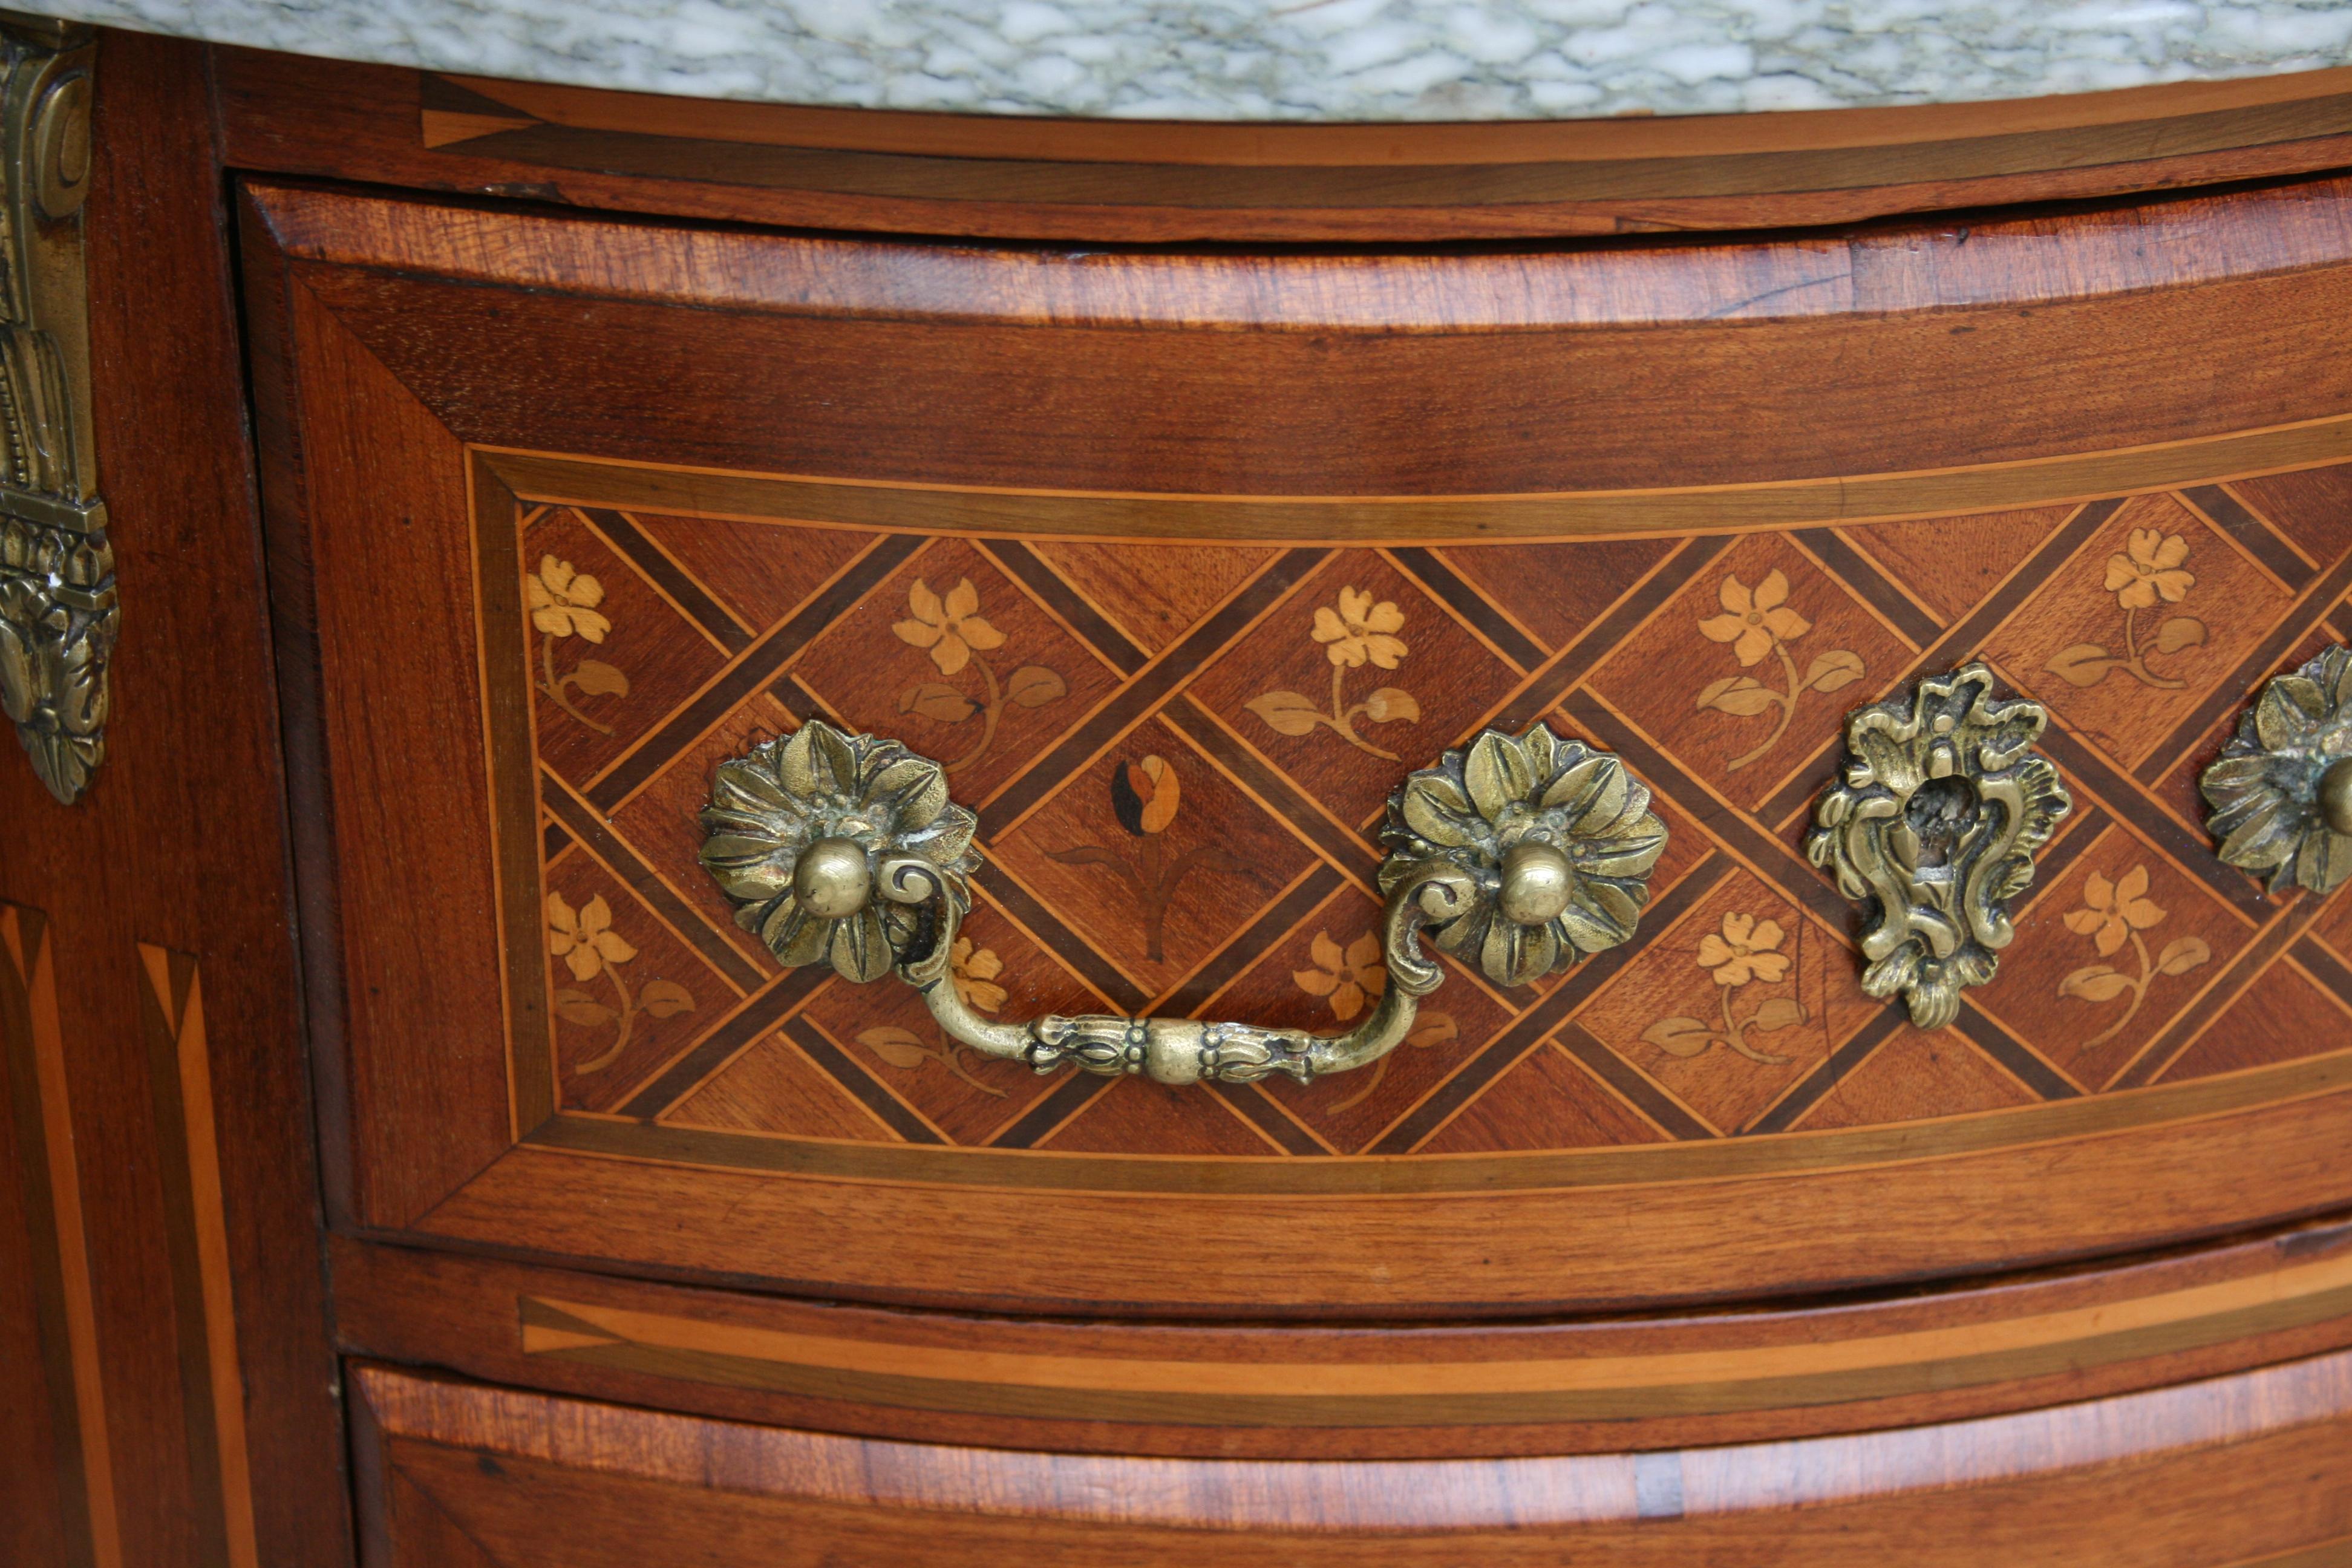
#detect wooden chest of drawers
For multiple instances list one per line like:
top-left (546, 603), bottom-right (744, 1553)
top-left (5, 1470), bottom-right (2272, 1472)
top-left (8, 31), bottom-right (2352, 1567)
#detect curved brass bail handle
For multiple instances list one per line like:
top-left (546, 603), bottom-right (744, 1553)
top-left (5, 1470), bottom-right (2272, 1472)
top-left (698, 719), bottom-right (1669, 1088)
top-left (888, 855), bottom-right (1469, 1085)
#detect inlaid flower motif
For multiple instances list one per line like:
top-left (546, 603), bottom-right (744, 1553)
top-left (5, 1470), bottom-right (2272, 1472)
top-left (1293, 930), bottom-right (1387, 1024)
top-left (1313, 587), bottom-right (1408, 670)
top-left (701, 722), bottom-right (979, 983)
top-left (547, 892), bottom-right (635, 981)
top-left (2203, 644), bottom-right (2352, 895)
top-left (1696, 913), bottom-right (1789, 987)
top-left (1380, 722), bottom-right (1666, 988)
top-left (1047, 754), bottom-right (1224, 964)
top-left (1693, 569), bottom-right (1860, 774)
top-left (1111, 755), bottom-right (1181, 836)
top-left (1249, 585), bottom-right (1420, 759)
top-left (527, 549), bottom-right (630, 734)
top-left (2062, 867), bottom-right (2164, 957)
top-left (949, 938), bottom-right (1007, 1014)
top-left (546, 891), bottom-right (694, 1076)
top-left (2057, 862), bottom-right (2209, 1050)
top-left (894, 577), bottom-right (1005, 676)
top-left (1699, 570), bottom-right (1812, 668)
top-left (2105, 529), bottom-right (2195, 610)
top-left (890, 577), bottom-right (1063, 774)
top-left (1642, 909), bottom-right (1807, 1064)
top-left (529, 556), bottom-right (610, 642)
top-left (2050, 528), bottom-right (2205, 691)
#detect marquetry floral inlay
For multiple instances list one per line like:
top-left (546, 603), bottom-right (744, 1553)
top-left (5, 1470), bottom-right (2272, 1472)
top-left (1247, 586), bottom-right (1420, 760)
top-left (1290, 926), bottom-right (1459, 1111)
top-left (1695, 570), bottom-right (1864, 773)
top-left (1641, 912), bottom-right (1808, 1065)
top-left (2045, 529), bottom-right (2207, 691)
top-left (892, 577), bottom-right (1067, 773)
top-left (2056, 866), bottom-right (2210, 1049)
top-left (1047, 756), bottom-right (1229, 963)
top-left (858, 937), bottom-right (1013, 1097)
top-left (547, 892), bottom-right (695, 1075)
top-left (529, 556), bottom-right (630, 735)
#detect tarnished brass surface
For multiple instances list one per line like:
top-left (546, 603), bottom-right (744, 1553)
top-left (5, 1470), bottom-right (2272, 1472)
top-left (0, 14), bottom-right (103, 805)
top-left (2203, 644), bottom-right (2352, 896)
top-left (1807, 664), bottom-right (2072, 1030)
top-left (699, 719), bottom-right (1666, 1086)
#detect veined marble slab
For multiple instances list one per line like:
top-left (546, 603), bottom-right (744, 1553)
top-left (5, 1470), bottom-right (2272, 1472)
top-left (50, 0), bottom-right (2352, 122)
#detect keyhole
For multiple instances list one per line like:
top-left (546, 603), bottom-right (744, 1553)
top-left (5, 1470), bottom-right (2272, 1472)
top-left (1906, 776), bottom-right (1979, 869)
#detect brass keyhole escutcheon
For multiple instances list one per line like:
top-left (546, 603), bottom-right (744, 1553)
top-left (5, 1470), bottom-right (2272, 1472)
top-left (1808, 664), bottom-right (2072, 1030)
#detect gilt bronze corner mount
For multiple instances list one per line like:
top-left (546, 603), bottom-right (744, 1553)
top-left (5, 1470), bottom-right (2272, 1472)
top-left (696, 719), bottom-right (1667, 1087)
top-left (0, 13), bottom-right (105, 805)
top-left (1808, 663), bottom-right (2071, 1030)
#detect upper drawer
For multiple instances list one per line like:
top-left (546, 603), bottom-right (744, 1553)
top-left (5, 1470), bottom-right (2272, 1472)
top-left (246, 177), bottom-right (2352, 1317)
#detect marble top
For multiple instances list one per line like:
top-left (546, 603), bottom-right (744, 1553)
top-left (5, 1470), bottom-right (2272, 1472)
top-left (53, 0), bottom-right (2352, 122)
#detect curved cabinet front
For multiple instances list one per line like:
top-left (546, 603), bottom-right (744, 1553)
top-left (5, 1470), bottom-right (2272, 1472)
top-left (245, 173), bottom-right (2352, 1321)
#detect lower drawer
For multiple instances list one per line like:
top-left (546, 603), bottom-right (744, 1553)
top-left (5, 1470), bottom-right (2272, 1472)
top-left (352, 1357), bottom-right (2352, 1566)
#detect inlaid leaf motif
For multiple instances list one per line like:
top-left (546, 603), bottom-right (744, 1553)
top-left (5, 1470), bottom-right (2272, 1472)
top-left (2155, 936), bottom-right (2212, 976)
top-left (1749, 996), bottom-right (1805, 1032)
top-left (1641, 1016), bottom-right (1715, 1057)
top-left (640, 979), bottom-right (696, 1019)
top-left (1363, 687), bottom-right (1420, 724)
top-left (2155, 617), bottom-right (2207, 655)
top-left (1245, 690), bottom-right (1323, 736)
top-left (1405, 1013), bottom-right (1459, 1048)
top-left (2059, 965), bottom-right (2135, 1002)
top-left (569, 660), bottom-right (630, 697)
top-left (551, 988), bottom-right (615, 1028)
top-left (1006, 665), bottom-right (1068, 708)
top-left (1697, 675), bottom-right (1779, 717)
top-left (857, 1026), bottom-right (933, 1069)
top-left (1803, 650), bottom-right (1866, 694)
top-left (901, 682), bottom-right (979, 724)
top-left (2045, 644), bottom-right (2114, 688)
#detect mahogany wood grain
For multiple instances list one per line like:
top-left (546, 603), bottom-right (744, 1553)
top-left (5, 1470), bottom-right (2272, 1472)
top-left (0, 31), bottom-right (351, 1567)
top-left (242, 215), bottom-right (521, 1230)
top-left (327, 1216), bottom-right (2352, 1460)
top-left (210, 45), bottom-right (2352, 242)
top-left (243, 177), bottom-right (2352, 506)
top-left (351, 1355), bottom-right (2352, 1563)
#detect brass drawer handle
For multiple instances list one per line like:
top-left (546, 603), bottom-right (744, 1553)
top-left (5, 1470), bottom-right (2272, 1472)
top-left (699, 719), bottom-right (1667, 1085)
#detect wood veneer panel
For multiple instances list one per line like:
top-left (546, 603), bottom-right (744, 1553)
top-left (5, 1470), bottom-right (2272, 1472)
top-left (327, 1220), bottom-right (2352, 1459)
top-left (0, 31), bottom-right (349, 1568)
top-left (352, 1356), bottom-right (2352, 1562)
top-left (243, 230), bottom-right (518, 1230)
top-left (211, 45), bottom-right (2352, 242)
top-left (245, 178), bottom-right (2352, 506)
top-left (416, 1075), bottom-right (2352, 1315)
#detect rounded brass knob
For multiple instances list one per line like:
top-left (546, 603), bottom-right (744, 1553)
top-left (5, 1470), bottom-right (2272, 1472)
top-left (792, 835), bottom-right (872, 919)
top-left (2321, 758), bottom-right (2352, 838)
top-left (1497, 840), bottom-right (1575, 926)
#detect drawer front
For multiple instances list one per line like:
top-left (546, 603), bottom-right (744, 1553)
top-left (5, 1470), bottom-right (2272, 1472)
top-left (249, 177), bottom-right (2352, 1316)
top-left (351, 1358), bottom-right (2352, 1565)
